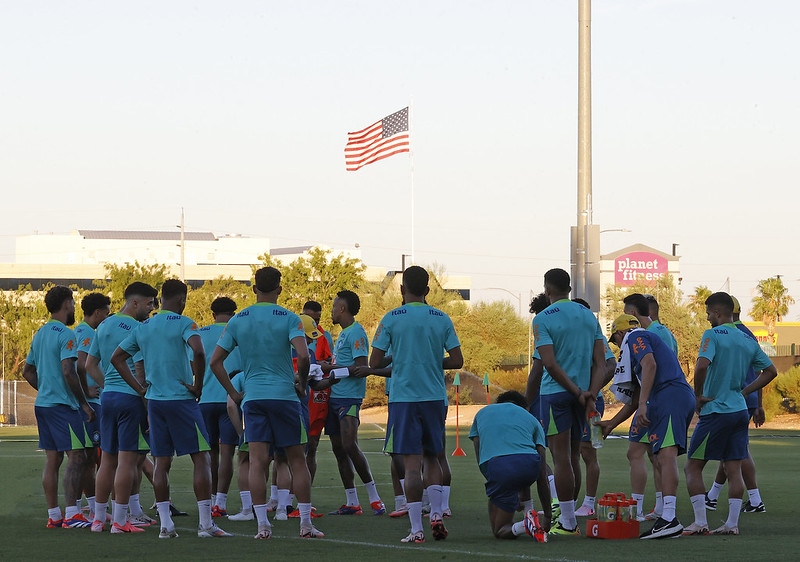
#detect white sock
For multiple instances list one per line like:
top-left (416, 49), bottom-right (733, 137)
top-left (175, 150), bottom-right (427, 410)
top-left (654, 492), bottom-right (664, 515)
top-left (365, 480), bottom-right (380, 504)
top-left (76, 499), bottom-right (82, 513)
top-left (48, 507), bottom-right (62, 522)
top-left (345, 487), bottom-right (359, 507)
top-left (442, 485), bottom-right (451, 511)
top-left (521, 499), bottom-right (534, 512)
top-left (216, 492), bottom-right (228, 510)
top-left (582, 495), bottom-right (596, 509)
top-left (748, 488), bottom-right (762, 506)
top-left (287, 493), bottom-right (294, 508)
top-left (407, 501), bottom-right (423, 534)
top-left (548, 475), bottom-right (558, 501)
top-left (298, 502), bottom-right (312, 527)
top-left (112, 502), bottom-right (128, 527)
top-left (662, 495), bottom-right (677, 521)
top-left (632, 493), bottom-right (645, 519)
top-left (129, 493), bottom-right (143, 516)
top-left (254, 504), bottom-right (269, 527)
top-left (94, 501), bottom-right (108, 524)
top-left (65, 505), bottom-right (79, 520)
top-left (399, 478), bottom-right (406, 495)
top-left (512, 521), bottom-right (527, 536)
top-left (87, 496), bottom-right (96, 516)
top-left (428, 484), bottom-right (443, 517)
top-left (726, 499), bottom-right (742, 528)
top-left (690, 494), bottom-right (707, 527)
top-left (708, 481), bottom-right (724, 501)
top-left (559, 499), bottom-right (577, 530)
top-left (277, 489), bottom-right (290, 510)
top-left (198, 499), bottom-right (212, 529)
top-left (421, 487), bottom-right (430, 507)
top-left (394, 495), bottom-right (407, 510)
top-left (156, 501), bottom-right (175, 531)
top-left (269, 485), bottom-right (278, 501)
top-left (240, 491), bottom-right (252, 511)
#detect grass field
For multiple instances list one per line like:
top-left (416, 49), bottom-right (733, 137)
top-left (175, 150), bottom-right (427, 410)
top-left (1, 424), bottom-right (798, 561)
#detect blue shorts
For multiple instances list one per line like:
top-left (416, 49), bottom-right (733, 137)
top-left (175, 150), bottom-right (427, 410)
top-left (688, 410), bottom-right (750, 461)
top-left (200, 402), bottom-right (239, 446)
top-left (100, 391), bottom-right (149, 454)
top-left (647, 386), bottom-right (695, 455)
top-left (243, 399), bottom-right (307, 449)
top-left (82, 402), bottom-right (102, 447)
top-left (325, 398), bottom-right (362, 437)
top-left (629, 410), bottom-right (650, 444)
top-left (35, 405), bottom-right (91, 452)
top-left (581, 394), bottom-right (605, 443)
top-left (481, 453), bottom-right (541, 512)
top-left (540, 391), bottom-right (584, 439)
top-left (148, 399), bottom-right (211, 457)
top-left (384, 401), bottom-right (446, 455)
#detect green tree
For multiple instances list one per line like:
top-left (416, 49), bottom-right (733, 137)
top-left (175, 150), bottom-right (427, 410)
top-left (184, 277), bottom-right (256, 326)
top-left (93, 261), bottom-right (170, 311)
top-left (750, 276), bottom-right (795, 337)
top-left (0, 285), bottom-right (51, 380)
top-left (688, 285), bottom-right (712, 322)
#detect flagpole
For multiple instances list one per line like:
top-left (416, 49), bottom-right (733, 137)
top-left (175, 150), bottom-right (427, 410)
top-left (409, 98), bottom-right (415, 266)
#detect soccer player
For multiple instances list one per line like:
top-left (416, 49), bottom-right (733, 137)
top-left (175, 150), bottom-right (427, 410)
top-left (112, 279), bottom-right (231, 539)
top-left (642, 294), bottom-right (679, 353)
top-left (599, 314), bottom-right (696, 539)
top-left (74, 292), bottom-right (111, 517)
top-left (532, 268), bottom-right (606, 536)
top-left (370, 266), bottom-right (463, 543)
top-left (321, 290), bottom-right (385, 516)
top-left (22, 285), bottom-right (95, 528)
top-left (684, 292), bottom-right (777, 536)
top-left (226, 370), bottom-right (253, 521)
top-left (198, 297), bottom-right (242, 518)
top-left (87, 282), bottom-right (157, 533)
top-left (210, 266), bottom-right (323, 539)
top-left (705, 296), bottom-right (767, 513)
top-left (470, 390), bottom-right (551, 540)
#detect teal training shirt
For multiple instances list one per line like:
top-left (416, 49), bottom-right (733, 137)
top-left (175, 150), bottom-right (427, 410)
top-left (74, 321), bottom-right (101, 405)
top-left (198, 323), bottom-right (243, 404)
top-left (26, 320), bottom-right (79, 408)
top-left (372, 303), bottom-right (459, 403)
top-left (469, 403), bottom-right (545, 468)
top-left (647, 321), bottom-right (678, 355)
top-left (119, 310), bottom-right (200, 401)
top-left (217, 303), bottom-right (305, 404)
top-left (697, 324), bottom-right (773, 415)
top-left (533, 299), bottom-right (605, 395)
top-left (88, 313), bottom-right (141, 396)
top-left (330, 321), bottom-right (370, 400)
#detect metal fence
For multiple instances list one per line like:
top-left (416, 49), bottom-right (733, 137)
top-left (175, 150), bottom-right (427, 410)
top-left (0, 380), bottom-right (36, 426)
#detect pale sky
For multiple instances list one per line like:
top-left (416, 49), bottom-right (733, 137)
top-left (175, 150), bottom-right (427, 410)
top-left (1, 1), bottom-right (798, 319)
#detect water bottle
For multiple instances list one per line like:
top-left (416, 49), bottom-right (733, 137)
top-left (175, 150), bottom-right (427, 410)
top-left (589, 411), bottom-right (603, 449)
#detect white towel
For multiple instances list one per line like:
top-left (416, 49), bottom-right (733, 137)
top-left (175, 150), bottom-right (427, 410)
top-left (308, 364), bottom-right (325, 380)
top-left (609, 328), bottom-right (644, 404)
top-left (331, 367), bottom-right (350, 379)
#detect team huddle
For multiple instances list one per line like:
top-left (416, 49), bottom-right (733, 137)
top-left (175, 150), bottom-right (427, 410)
top-left (22, 265), bottom-right (777, 544)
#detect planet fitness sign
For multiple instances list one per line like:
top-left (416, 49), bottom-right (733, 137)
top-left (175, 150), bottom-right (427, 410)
top-left (615, 252), bottom-right (667, 285)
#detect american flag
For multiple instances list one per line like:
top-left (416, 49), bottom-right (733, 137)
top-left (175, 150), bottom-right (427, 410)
top-left (345, 107), bottom-right (410, 171)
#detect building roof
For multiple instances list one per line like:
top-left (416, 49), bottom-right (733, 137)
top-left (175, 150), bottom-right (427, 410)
top-left (270, 245), bottom-right (313, 256)
top-left (600, 243), bottom-right (679, 261)
top-left (77, 230), bottom-right (217, 241)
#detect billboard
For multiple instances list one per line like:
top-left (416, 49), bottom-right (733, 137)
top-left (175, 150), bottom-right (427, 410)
top-left (615, 251), bottom-right (667, 285)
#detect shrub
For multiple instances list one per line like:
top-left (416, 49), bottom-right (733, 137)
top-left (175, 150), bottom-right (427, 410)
top-left (773, 366), bottom-right (800, 413)
top-left (490, 369), bottom-right (527, 394)
top-left (362, 376), bottom-right (388, 408)
top-left (762, 385), bottom-right (783, 422)
top-left (447, 384), bottom-right (473, 405)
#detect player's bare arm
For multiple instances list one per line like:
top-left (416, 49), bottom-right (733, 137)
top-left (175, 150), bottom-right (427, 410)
top-left (111, 347), bottom-right (146, 397)
top-left (181, 333), bottom-right (205, 399)
top-left (210, 345), bottom-right (243, 404)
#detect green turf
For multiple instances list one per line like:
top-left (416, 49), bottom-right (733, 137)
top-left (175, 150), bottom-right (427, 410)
top-left (1, 425), bottom-right (798, 560)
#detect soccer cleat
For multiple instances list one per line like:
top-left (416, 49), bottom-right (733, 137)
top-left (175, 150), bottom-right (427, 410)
top-left (274, 508), bottom-right (288, 521)
top-left (524, 509), bottom-right (548, 543)
top-left (211, 505), bottom-right (227, 518)
top-left (400, 531), bottom-right (425, 543)
top-left (549, 521), bottom-right (580, 537)
top-left (111, 521), bottom-right (145, 533)
top-left (371, 500), bottom-right (386, 515)
top-left (91, 520), bottom-right (106, 533)
top-left (254, 525), bottom-right (272, 540)
top-left (265, 498), bottom-right (279, 512)
top-left (711, 524), bottom-right (739, 535)
top-left (644, 509), bottom-right (659, 520)
top-left (575, 505), bottom-right (596, 517)
top-left (421, 503), bottom-right (431, 515)
top-left (46, 518), bottom-right (63, 528)
top-left (287, 508), bottom-right (300, 518)
top-left (705, 493), bottom-right (718, 511)
top-left (300, 525), bottom-right (325, 538)
top-left (158, 527), bottom-right (179, 539)
top-left (640, 517), bottom-right (683, 539)
top-left (430, 515), bottom-right (448, 540)
top-left (442, 508), bottom-right (452, 518)
top-left (63, 514), bottom-right (92, 528)
top-left (128, 513), bottom-right (156, 527)
top-left (229, 508), bottom-right (255, 521)
top-left (169, 503), bottom-right (188, 517)
top-left (389, 507), bottom-right (408, 518)
top-left (198, 524), bottom-right (233, 538)
top-left (741, 501), bottom-right (766, 513)
top-left (328, 504), bottom-right (362, 515)
top-left (681, 522), bottom-right (709, 536)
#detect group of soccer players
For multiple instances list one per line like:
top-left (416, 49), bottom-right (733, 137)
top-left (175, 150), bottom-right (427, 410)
top-left (23, 264), bottom-right (778, 544)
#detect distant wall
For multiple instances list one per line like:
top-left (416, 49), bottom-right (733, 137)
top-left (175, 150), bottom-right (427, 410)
top-left (773, 355), bottom-right (800, 373)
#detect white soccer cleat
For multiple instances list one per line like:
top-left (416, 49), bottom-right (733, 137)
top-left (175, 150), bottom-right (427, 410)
top-left (198, 524), bottom-right (233, 538)
top-left (228, 508), bottom-right (254, 521)
top-left (300, 525), bottom-right (325, 538)
top-left (574, 505), bottom-right (595, 517)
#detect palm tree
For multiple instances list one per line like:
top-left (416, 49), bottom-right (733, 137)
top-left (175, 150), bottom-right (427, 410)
top-left (688, 285), bottom-right (712, 321)
top-left (750, 277), bottom-right (795, 337)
